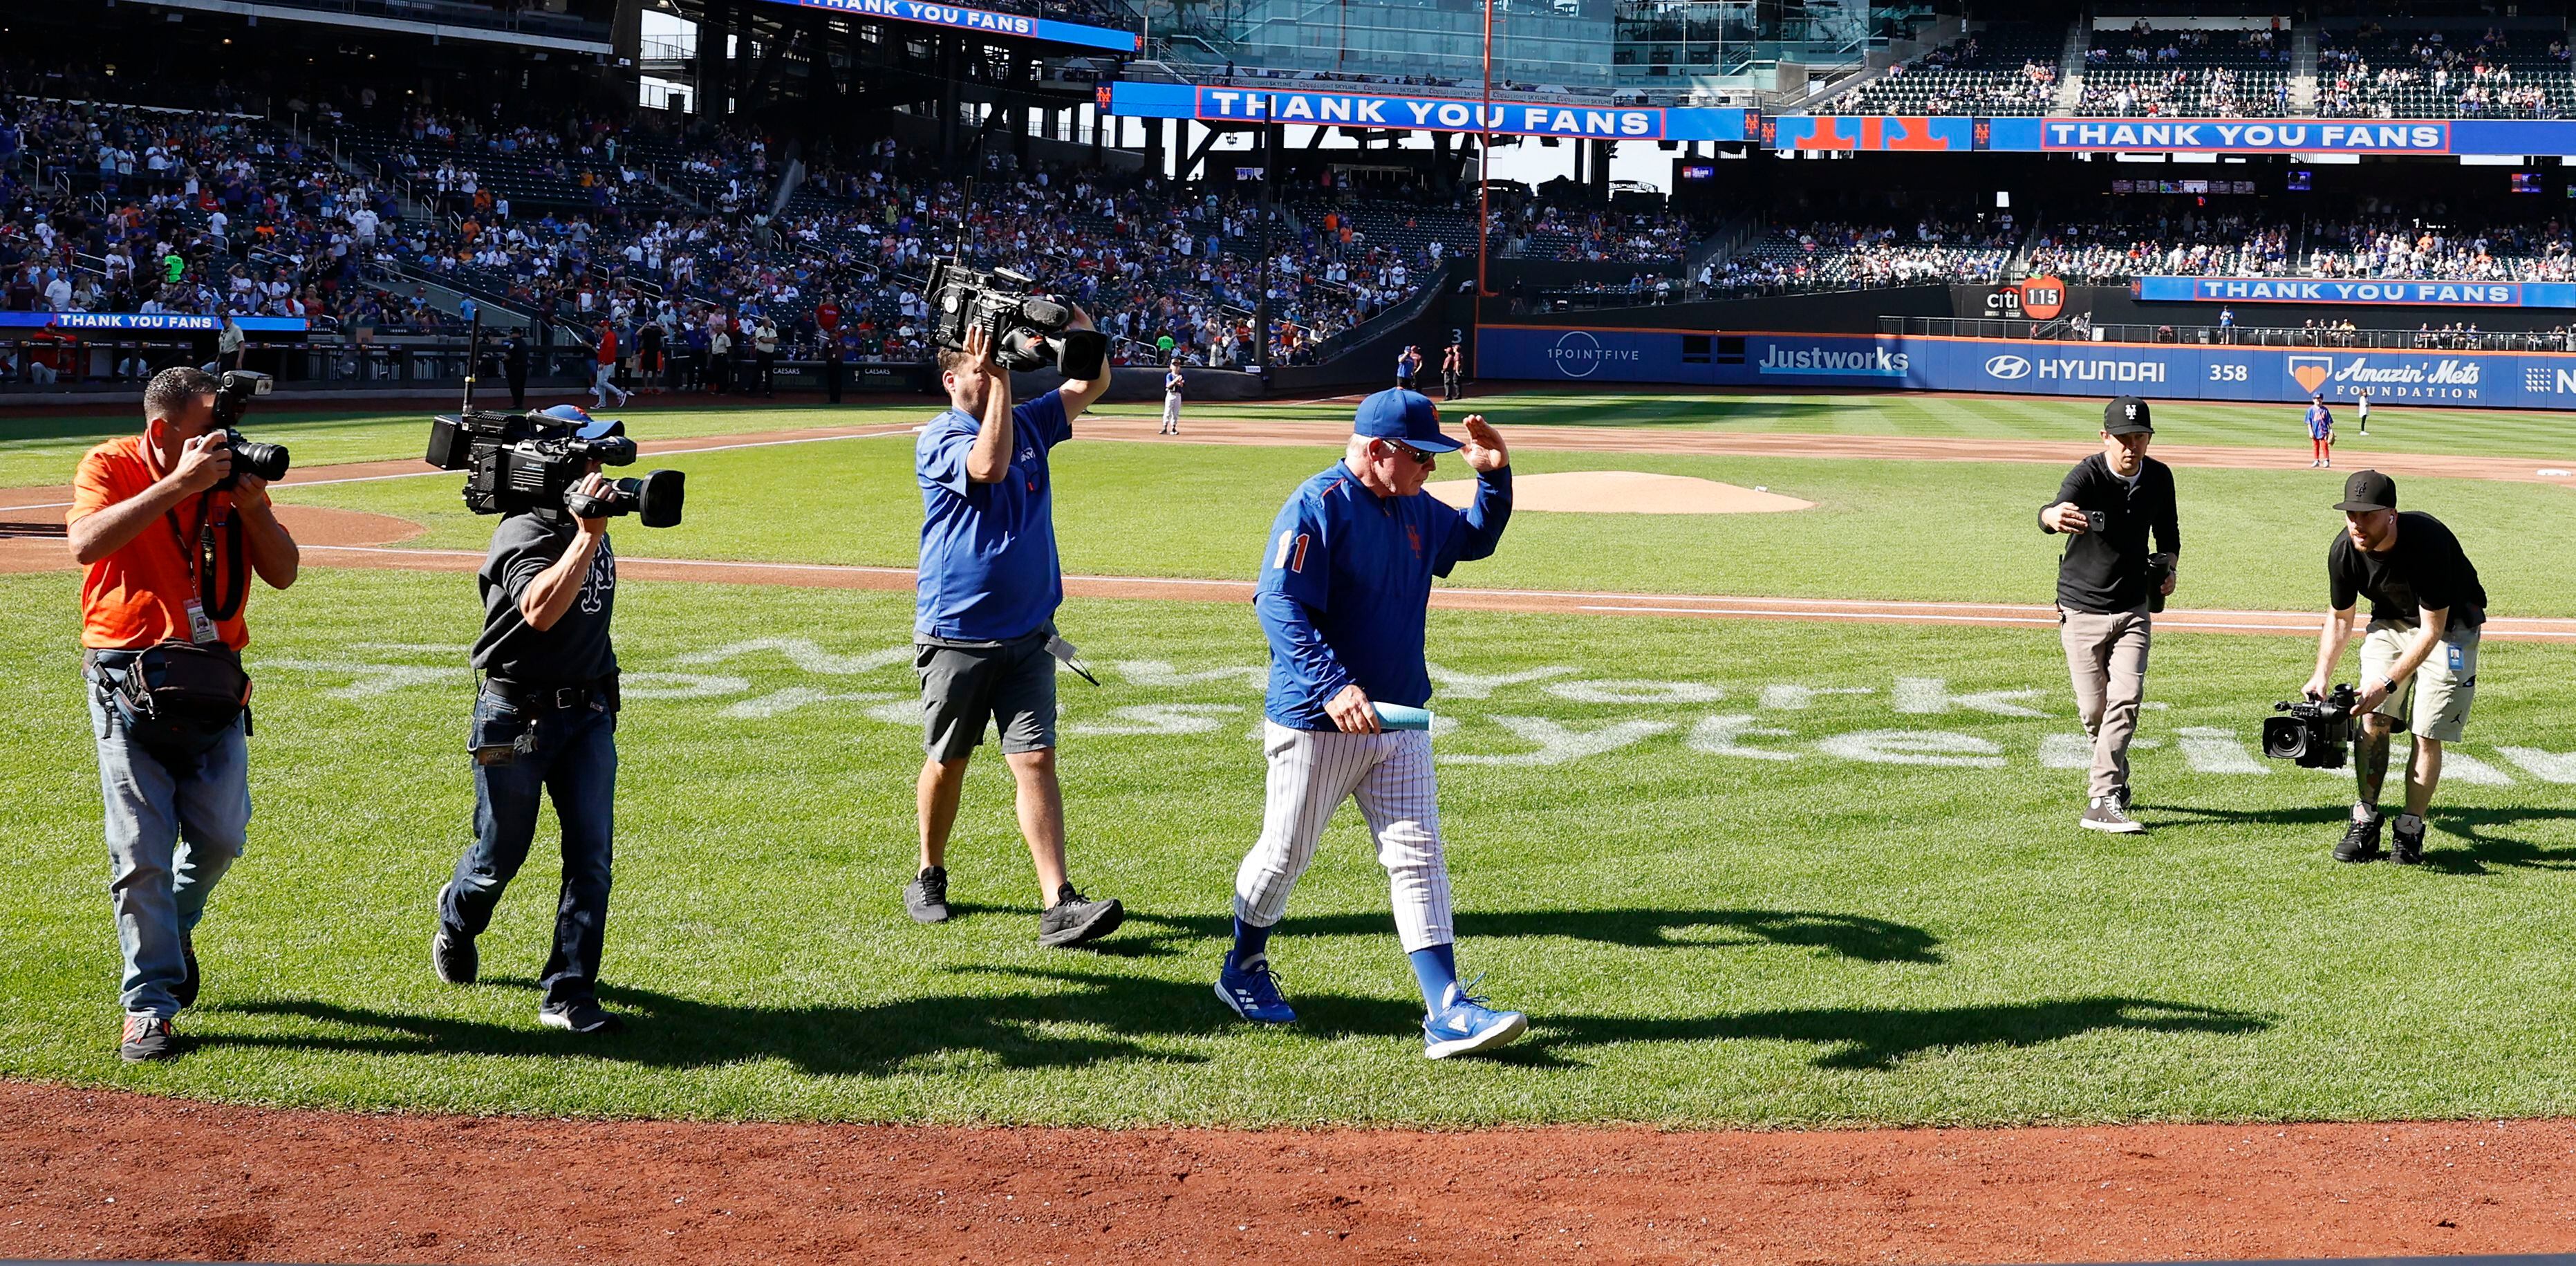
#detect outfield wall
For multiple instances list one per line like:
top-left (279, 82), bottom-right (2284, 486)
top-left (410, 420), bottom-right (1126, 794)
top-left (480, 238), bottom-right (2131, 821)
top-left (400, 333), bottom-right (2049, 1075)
top-left (1475, 326), bottom-right (2576, 410)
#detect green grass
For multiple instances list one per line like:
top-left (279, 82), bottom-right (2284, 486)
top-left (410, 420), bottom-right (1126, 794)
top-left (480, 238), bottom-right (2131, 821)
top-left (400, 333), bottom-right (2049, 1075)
top-left (8, 387), bottom-right (2576, 495)
top-left (1089, 389), bottom-right (2576, 460)
top-left (279, 432), bottom-right (2576, 616)
top-left (0, 402), bottom-right (897, 489)
top-left (8, 567), bottom-right (2576, 1126)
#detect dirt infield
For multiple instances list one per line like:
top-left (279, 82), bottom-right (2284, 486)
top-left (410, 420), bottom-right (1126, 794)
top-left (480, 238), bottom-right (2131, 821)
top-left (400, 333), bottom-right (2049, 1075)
top-left (7, 1081), bottom-right (2576, 1265)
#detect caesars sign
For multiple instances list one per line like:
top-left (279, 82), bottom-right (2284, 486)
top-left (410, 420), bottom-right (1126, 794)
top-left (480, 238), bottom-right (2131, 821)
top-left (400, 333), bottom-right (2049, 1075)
top-left (1988, 275), bottom-right (2068, 320)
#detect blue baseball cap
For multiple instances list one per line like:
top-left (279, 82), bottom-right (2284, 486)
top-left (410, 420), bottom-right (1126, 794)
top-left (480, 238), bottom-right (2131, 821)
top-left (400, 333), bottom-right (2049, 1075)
top-left (540, 402), bottom-right (624, 440)
top-left (1353, 389), bottom-right (1462, 453)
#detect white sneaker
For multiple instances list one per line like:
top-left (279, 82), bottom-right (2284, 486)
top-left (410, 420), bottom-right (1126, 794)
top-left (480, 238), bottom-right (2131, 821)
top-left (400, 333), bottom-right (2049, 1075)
top-left (2080, 797), bottom-right (2145, 833)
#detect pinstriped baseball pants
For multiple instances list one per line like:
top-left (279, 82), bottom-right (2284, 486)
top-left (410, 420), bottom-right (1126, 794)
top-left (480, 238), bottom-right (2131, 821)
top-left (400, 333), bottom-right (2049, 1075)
top-left (1233, 720), bottom-right (1455, 953)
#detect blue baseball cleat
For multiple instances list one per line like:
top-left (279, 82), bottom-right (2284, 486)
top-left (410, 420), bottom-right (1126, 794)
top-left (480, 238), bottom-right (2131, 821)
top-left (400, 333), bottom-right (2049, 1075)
top-left (1215, 953), bottom-right (1297, 1025)
top-left (1422, 977), bottom-right (1527, 1059)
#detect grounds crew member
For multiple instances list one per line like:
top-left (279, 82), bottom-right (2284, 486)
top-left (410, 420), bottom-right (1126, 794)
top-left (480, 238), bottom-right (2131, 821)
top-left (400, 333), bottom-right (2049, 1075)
top-left (752, 315), bottom-right (780, 396)
top-left (432, 404), bottom-right (631, 1034)
top-left (2038, 395), bottom-right (2178, 834)
top-left (503, 332), bottom-right (529, 410)
top-left (1217, 388), bottom-right (1528, 1059)
top-left (2304, 470), bottom-right (2488, 866)
top-left (906, 315), bottom-right (1126, 947)
top-left (67, 367), bottom-right (301, 1061)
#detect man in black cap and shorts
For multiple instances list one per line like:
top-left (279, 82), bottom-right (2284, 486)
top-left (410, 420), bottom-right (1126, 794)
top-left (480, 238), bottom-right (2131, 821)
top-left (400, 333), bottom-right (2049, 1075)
top-left (2303, 469), bottom-right (2487, 865)
top-left (2038, 395), bottom-right (2180, 833)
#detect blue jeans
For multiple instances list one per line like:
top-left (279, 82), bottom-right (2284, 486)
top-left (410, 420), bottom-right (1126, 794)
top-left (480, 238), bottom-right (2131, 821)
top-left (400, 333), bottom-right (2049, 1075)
top-left (440, 689), bottom-right (617, 1009)
top-left (87, 664), bottom-right (248, 1021)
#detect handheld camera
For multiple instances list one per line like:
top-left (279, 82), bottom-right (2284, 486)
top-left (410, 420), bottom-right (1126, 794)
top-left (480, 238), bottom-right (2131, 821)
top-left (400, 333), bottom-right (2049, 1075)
top-left (925, 258), bottom-right (1109, 380)
top-left (208, 370), bottom-right (289, 489)
top-left (424, 409), bottom-right (684, 526)
top-left (2263, 684), bottom-right (2360, 770)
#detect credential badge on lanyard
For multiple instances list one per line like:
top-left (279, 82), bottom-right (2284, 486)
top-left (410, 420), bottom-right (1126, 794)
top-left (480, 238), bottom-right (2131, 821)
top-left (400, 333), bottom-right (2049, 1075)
top-left (170, 498), bottom-right (220, 644)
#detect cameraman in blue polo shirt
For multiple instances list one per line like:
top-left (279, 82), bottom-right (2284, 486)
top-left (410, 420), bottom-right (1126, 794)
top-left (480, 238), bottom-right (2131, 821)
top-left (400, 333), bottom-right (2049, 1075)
top-left (905, 318), bottom-right (1124, 948)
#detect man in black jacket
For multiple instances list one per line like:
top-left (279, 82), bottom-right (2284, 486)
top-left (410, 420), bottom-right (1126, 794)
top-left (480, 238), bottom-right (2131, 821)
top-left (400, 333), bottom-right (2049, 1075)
top-left (2038, 396), bottom-right (2181, 832)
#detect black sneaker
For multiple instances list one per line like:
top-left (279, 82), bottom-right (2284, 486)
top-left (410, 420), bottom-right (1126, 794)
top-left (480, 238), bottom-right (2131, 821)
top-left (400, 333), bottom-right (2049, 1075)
top-left (2335, 813), bottom-right (2387, 864)
top-left (173, 934), bottom-right (200, 1009)
top-left (538, 1000), bottom-right (626, 1034)
top-left (904, 866), bottom-right (951, 924)
top-left (120, 1014), bottom-right (178, 1063)
top-left (1037, 884), bottom-right (1124, 948)
top-left (431, 882), bottom-right (478, 985)
top-left (2391, 816), bottom-right (2427, 866)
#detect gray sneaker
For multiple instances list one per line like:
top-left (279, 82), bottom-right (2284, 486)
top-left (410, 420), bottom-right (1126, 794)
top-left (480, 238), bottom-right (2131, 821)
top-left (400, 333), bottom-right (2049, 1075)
top-left (2081, 797), bottom-right (2145, 833)
top-left (903, 866), bottom-right (951, 924)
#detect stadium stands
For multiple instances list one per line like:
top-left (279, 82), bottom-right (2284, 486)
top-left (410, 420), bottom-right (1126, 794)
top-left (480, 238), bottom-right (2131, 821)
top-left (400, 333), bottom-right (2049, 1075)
top-left (2078, 24), bottom-right (2292, 118)
top-left (2316, 24), bottom-right (2573, 120)
top-left (1821, 23), bottom-right (2064, 116)
top-left (1704, 213), bottom-right (2017, 296)
top-left (2022, 205), bottom-right (2295, 284)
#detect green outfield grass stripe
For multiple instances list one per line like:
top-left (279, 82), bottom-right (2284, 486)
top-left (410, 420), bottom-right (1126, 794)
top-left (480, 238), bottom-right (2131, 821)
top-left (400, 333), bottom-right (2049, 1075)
top-left (9, 569), bottom-right (2576, 1126)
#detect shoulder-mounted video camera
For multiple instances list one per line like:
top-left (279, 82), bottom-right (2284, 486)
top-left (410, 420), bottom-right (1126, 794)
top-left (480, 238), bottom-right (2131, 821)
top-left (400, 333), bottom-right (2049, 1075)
top-left (2262, 684), bottom-right (2359, 769)
top-left (926, 258), bottom-right (1108, 380)
top-left (208, 370), bottom-right (289, 490)
top-left (423, 409), bottom-right (684, 527)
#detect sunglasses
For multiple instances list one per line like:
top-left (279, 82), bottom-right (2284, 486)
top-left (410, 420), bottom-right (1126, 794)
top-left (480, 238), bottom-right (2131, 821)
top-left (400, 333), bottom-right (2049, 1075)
top-left (1379, 439), bottom-right (1435, 466)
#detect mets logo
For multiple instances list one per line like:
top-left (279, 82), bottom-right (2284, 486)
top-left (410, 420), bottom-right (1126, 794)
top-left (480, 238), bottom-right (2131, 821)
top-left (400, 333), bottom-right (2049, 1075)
top-left (1406, 523), bottom-right (1423, 557)
top-left (2287, 355), bottom-right (2334, 395)
top-left (1983, 354), bottom-right (2031, 380)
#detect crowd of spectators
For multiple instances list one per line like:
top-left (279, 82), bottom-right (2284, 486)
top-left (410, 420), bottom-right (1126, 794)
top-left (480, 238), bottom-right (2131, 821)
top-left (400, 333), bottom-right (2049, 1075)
top-left (2022, 207), bottom-right (2293, 283)
top-left (1702, 214), bottom-right (2017, 296)
top-left (2303, 210), bottom-right (2576, 282)
top-left (2317, 24), bottom-right (2571, 120)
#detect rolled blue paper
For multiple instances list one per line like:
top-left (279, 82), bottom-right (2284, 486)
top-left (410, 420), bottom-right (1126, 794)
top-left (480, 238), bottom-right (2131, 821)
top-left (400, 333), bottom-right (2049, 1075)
top-left (1374, 703), bottom-right (1433, 731)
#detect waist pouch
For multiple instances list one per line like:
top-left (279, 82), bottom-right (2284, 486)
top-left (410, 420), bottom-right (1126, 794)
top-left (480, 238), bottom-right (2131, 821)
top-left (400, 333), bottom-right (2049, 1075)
top-left (96, 640), bottom-right (252, 759)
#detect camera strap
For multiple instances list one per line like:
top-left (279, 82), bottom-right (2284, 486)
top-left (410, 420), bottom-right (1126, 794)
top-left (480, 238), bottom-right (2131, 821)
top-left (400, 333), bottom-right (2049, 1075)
top-left (164, 495), bottom-right (249, 628)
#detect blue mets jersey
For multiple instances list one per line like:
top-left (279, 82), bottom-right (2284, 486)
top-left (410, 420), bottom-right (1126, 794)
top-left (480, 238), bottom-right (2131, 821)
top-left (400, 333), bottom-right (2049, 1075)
top-left (1255, 461), bottom-right (1512, 729)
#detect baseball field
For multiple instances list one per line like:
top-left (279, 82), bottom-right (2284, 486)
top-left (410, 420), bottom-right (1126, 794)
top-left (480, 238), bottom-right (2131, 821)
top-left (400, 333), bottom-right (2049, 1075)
top-left (9, 387), bottom-right (2576, 1260)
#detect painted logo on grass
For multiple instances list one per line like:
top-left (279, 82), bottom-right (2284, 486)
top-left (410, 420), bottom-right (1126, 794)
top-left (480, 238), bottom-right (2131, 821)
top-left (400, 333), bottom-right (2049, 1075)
top-left (252, 641), bottom-right (2569, 783)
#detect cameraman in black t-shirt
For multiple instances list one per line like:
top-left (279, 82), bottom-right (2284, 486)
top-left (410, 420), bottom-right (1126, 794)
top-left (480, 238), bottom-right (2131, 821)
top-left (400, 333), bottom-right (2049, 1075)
top-left (2303, 470), bottom-right (2488, 866)
top-left (431, 404), bottom-right (628, 1034)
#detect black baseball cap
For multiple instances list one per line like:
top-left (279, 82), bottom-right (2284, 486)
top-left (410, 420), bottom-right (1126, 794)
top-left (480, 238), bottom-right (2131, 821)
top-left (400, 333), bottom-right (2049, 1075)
top-left (2103, 396), bottom-right (2153, 435)
top-left (2334, 469), bottom-right (2398, 512)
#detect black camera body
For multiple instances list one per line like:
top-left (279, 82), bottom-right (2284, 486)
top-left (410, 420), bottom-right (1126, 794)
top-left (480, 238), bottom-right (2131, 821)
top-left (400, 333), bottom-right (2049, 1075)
top-left (926, 257), bottom-right (1109, 380)
top-left (2263, 684), bottom-right (2360, 769)
top-left (208, 371), bottom-right (289, 489)
top-left (424, 409), bottom-right (684, 527)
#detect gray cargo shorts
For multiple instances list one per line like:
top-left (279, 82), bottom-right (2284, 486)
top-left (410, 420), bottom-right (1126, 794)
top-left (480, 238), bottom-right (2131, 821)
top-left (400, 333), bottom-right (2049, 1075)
top-left (916, 628), bottom-right (1057, 761)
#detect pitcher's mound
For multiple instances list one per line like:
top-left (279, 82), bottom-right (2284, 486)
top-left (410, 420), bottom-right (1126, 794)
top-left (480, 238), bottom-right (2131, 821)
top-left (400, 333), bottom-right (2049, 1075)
top-left (1426, 470), bottom-right (1814, 514)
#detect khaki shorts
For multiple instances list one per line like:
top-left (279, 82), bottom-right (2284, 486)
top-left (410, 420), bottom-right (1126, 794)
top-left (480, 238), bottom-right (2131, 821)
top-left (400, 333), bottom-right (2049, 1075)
top-left (2360, 620), bottom-right (2479, 743)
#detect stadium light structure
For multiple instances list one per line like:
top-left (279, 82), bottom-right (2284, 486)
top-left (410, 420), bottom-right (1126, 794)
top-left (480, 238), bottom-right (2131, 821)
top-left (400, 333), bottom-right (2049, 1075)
top-left (1476, 0), bottom-right (1497, 301)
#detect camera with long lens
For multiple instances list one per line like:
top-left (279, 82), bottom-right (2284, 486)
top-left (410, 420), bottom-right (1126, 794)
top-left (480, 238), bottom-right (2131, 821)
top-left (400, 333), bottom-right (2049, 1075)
top-left (422, 408), bottom-right (684, 527)
top-left (926, 257), bottom-right (1108, 380)
top-left (2262, 684), bottom-right (2360, 769)
top-left (207, 370), bottom-right (289, 490)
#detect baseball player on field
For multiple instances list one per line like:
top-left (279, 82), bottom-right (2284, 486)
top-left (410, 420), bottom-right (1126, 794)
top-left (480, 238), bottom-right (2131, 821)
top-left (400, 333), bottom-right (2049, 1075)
top-left (1217, 387), bottom-right (1525, 1059)
top-left (1161, 359), bottom-right (1184, 436)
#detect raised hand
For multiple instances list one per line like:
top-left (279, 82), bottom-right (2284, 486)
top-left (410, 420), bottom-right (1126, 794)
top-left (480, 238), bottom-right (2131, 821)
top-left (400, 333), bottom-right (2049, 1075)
top-left (1458, 414), bottom-right (1508, 474)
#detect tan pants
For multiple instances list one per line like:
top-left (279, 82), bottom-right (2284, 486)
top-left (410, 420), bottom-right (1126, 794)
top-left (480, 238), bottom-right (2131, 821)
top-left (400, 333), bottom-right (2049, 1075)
top-left (2060, 606), bottom-right (2152, 799)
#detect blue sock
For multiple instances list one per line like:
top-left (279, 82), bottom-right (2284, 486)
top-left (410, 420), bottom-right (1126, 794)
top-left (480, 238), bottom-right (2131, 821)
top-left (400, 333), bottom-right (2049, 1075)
top-left (1408, 942), bottom-right (1459, 1011)
top-left (1229, 915), bottom-right (1273, 967)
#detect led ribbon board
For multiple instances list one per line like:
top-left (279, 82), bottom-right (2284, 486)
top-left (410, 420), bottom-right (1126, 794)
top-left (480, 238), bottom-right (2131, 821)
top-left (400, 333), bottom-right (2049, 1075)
top-left (1103, 82), bottom-right (1752, 142)
top-left (754, 0), bottom-right (1139, 53)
